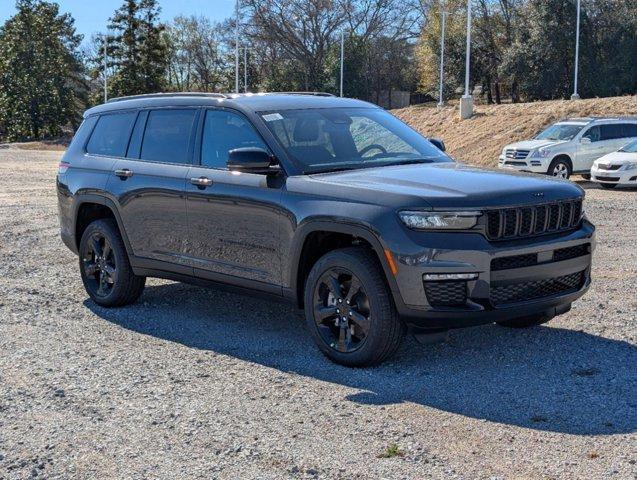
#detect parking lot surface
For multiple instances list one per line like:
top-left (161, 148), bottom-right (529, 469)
top-left (0, 148), bottom-right (635, 479)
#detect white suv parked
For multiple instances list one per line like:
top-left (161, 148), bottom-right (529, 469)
top-left (498, 117), bottom-right (637, 179)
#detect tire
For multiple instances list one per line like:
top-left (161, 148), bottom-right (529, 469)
top-left (581, 173), bottom-right (591, 180)
top-left (79, 218), bottom-right (146, 307)
top-left (304, 247), bottom-right (404, 367)
top-left (600, 183), bottom-right (617, 189)
top-left (496, 313), bottom-right (553, 328)
top-left (547, 158), bottom-right (572, 179)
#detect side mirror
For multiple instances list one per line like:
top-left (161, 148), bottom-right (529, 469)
top-left (428, 137), bottom-right (446, 152)
top-left (227, 147), bottom-right (278, 174)
top-left (580, 137), bottom-right (591, 144)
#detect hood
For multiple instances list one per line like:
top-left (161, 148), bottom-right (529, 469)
top-left (503, 139), bottom-right (567, 151)
top-left (594, 151), bottom-right (637, 165)
top-left (307, 162), bottom-right (583, 209)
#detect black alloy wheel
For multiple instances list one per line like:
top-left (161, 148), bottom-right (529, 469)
top-left (82, 232), bottom-right (117, 298)
top-left (312, 268), bottom-right (371, 353)
top-left (79, 219), bottom-right (145, 307)
top-left (304, 247), bottom-right (404, 367)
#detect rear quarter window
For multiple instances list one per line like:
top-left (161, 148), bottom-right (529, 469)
top-left (85, 112), bottom-right (137, 157)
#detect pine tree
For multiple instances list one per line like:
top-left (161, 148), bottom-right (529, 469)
top-left (0, 0), bottom-right (85, 140)
top-left (106, 0), bottom-right (168, 97)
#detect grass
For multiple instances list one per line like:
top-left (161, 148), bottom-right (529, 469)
top-left (377, 443), bottom-right (405, 459)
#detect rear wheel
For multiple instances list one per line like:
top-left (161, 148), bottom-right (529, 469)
top-left (548, 158), bottom-right (572, 179)
top-left (496, 314), bottom-right (552, 328)
top-left (600, 183), bottom-right (617, 189)
top-left (304, 247), bottom-right (404, 367)
top-left (79, 219), bottom-right (145, 307)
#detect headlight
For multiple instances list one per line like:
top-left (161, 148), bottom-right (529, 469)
top-left (530, 148), bottom-right (551, 158)
top-left (625, 162), bottom-right (637, 170)
top-left (398, 211), bottom-right (481, 230)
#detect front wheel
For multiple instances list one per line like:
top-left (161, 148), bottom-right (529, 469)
top-left (79, 219), bottom-right (146, 307)
top-left (304, 247), bottom-right (404, 367)
top-left (548, 158), bottom-right (572, 179)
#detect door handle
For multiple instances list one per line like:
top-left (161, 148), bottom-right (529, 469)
top-left (190, 176), bottom-right (213, 188)
top-left (114, 168), bottom-right (133, 178)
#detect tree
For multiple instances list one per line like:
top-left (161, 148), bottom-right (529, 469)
top-left (165, 16), bottom-right (229, 92)
top-left (101, 0), bottom-right (168, 98)
top-left (0, 0), bottom-right (85, 140)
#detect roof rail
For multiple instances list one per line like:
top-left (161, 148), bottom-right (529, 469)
top-left (106, 92), bottom-right (228, 103)
top-left (268, 91), bottom-right (336, 97)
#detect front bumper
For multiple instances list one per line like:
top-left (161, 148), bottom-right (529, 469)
top-left (498, 156), bottom-right (548, 174)
top-left (389, 221), bottom-right (595, 330)
top-left (590, 165), bottom-right (637, 185)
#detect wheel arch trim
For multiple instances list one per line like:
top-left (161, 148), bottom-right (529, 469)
top-left (72, 193), bottom-right (133, 257)
top-left (286, 220), bottom-right (401, 306)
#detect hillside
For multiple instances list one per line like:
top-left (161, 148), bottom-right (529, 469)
top-left (393, 96), bottom-right (637, 167)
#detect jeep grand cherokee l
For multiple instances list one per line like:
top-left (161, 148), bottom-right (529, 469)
top-left (57, 92), bottom-right (595, 367)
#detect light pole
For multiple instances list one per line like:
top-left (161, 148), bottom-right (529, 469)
top-left (437, 4), bottom-right (446, 108)
top-left (571, 0), bottom-right (581, 100)
top-left (235, 0), bottom-right (239, 94)
top-left (339, 30), bottom-right (345, 97)
top-left (102, 34), bottom-right (108, 103)
top-left (243, 46), bottom-right (248, 93)
top-left (460, 0), bottom-right (473, 119)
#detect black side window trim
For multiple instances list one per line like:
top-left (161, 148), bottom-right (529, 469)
top-left (195, 107), bottom-right (272, 171)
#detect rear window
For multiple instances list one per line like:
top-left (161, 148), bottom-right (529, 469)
top-left (140, 109), bottom-right (197, 164)
top-left (86, 112), bottom-right (137, 157)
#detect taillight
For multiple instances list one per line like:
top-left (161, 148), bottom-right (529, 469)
top-left (58, 161), bottom-right (70, 174)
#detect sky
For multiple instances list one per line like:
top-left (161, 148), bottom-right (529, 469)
top-left (0, 0), bottom-right (236, 42)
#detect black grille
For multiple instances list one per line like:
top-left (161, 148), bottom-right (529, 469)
top-left (490, 271), bottom-right (585, 306)
top-left (485, 199), bottom-right (582, 240)
top-left (492, 253), bottom-right (538, 271)
top-left (424, 281), bottom-right (467, 307)
top-left (597, 164), bottom-right (621, 171)
top-left (553, 244), bottom-right (589, 262)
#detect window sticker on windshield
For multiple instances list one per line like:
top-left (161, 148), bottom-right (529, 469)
top-left (262, 113), bottom-right (283, 122)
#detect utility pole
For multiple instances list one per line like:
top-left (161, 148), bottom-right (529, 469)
top-left (102, 34), bottom-right (108, 103)
top-left (437, 4), bottom-right (446, 108)
top-left (571, 0), bottom-right (581, 100)
top-left (339, 30), bottom-right (345, 97)
top-left (460, 0), bottom-right (473, 119)
top-left (235, 0), bottom-right (239, 94)
top-left (244, 47), bottom-right (248, 93)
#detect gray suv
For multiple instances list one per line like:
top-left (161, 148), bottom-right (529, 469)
top-left (57, 93), bottom-right (595, 366)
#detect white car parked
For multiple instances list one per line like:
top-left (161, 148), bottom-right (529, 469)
top-left (590, 139), bottom-right (637, 189)
top-left (498, 117), bottom-right (637, 179)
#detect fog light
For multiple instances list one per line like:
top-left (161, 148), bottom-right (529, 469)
top-left (423, 273), bottom-right (479, 281)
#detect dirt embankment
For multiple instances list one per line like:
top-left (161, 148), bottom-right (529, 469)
top-left (393, 96), bottom-right (637, 167)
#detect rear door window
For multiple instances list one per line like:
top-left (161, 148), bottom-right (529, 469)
top-left (140, 109), bottom-right (198, 164)
top-left (86, 112), bottom-right (137, 157)
top-left (600, 124), bottom-right (623, 141)
top-left (621, 123), bottom-right (637, 138)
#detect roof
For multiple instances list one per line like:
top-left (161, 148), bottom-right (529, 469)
top-left (558, 116), bottom-right (637, 124)
top-left (83, 92), bottom-right (377, 118)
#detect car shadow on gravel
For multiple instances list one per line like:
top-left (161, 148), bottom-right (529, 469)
top-left (86, 281), bottom-right (637, 436)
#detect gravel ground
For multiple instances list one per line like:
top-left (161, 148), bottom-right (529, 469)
top-left (0, 148), bottom-right (636, 480)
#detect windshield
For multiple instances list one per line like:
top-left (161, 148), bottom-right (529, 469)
top-left (259, 107), bottom-right (452, 173)
top-left (535, 124), bottom-right (584, 141)
top-left (619, 139), bottom-right (637, 153)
